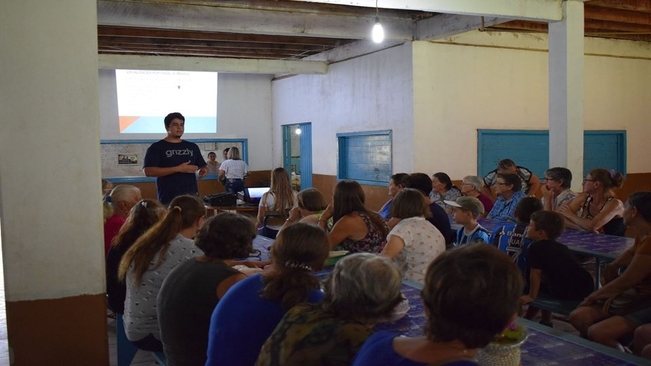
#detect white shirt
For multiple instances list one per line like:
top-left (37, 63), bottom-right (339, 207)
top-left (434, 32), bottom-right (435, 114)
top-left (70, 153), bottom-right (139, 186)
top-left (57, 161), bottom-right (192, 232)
top-left (387, 217), bottom-right (446, 283)
top-left (219, 159), bottom-right (248, 179)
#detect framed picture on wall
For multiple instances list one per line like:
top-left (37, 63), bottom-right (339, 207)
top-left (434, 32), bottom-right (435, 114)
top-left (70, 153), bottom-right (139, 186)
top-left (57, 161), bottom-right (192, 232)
top-left (118, 154), bottom-right (138, 165)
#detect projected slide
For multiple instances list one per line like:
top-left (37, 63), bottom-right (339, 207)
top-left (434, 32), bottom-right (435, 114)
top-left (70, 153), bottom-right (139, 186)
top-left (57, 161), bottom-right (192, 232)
top-left (116, 70), bottom-right (218, 134)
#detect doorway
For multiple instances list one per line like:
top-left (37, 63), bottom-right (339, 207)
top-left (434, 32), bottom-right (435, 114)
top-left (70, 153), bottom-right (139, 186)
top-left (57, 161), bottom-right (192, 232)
top-left (282, 123), bottom-right (313, 190)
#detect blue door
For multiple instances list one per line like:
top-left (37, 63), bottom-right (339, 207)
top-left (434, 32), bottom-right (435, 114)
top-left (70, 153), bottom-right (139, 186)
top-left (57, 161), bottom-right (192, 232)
top-left (282, 123), bottom-right (313, 189)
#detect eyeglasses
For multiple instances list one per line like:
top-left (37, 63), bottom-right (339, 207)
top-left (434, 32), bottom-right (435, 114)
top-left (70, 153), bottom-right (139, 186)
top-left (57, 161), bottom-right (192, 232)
top-left (583, 179), bottom-right (596, 183)
top-left (543, 177), bottom-right (556, 182)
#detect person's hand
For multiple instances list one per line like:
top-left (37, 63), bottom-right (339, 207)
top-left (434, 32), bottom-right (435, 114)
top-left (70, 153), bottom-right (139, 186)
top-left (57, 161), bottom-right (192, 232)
top-left (578, 294), bottom-right (598, 307)
top-left (540, 184), bottom-right (553, 199)
top-left (178, 161), bottom-right (198, 173)
top-left (520, 295), bottom-right (535, 305)
top-left (602, 264), bottom-right (619, 284)
top-left (197, 166), bottom-right (208, 179)
top-left (558, 204), bottom-right (573, 219)
top-left (288, 207), bottom-right (301, 222)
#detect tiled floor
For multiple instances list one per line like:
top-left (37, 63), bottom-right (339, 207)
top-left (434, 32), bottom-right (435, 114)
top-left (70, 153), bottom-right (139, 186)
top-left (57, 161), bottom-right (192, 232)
top-left (106, 317), bottom-right (160, 366)
top-left (0, 223), bottom-right (11, 365)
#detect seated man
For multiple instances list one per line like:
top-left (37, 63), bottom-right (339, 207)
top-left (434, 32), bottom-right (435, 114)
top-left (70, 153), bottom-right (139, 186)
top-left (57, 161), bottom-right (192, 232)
top-left (483, 158), bottom-right (541, 198)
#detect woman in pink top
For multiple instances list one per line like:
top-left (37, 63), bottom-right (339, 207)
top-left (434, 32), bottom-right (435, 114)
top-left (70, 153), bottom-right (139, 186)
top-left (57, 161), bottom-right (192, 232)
top-left (103, 185), bottom-right (141, 256)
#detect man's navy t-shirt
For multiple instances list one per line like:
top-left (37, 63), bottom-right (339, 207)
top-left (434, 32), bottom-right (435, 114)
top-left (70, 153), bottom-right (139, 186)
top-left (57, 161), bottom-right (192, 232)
top-left (143, 140), bottom-right (206, 204)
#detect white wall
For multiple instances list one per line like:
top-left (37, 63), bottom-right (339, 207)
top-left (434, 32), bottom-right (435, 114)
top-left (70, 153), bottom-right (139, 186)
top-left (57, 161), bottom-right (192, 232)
top-left (0, 0), bottom-right (103, 300)
top-left (413, 31), bottom-right (651, 178)
top-left (272, 43), bottom-right (415, 175)
top-left (99, 71), bottom-right (274, 170)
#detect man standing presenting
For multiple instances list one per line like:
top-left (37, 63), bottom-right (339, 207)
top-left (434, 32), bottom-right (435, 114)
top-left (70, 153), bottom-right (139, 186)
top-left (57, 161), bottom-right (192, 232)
top-left (144, 112), bottom-right (208, 204)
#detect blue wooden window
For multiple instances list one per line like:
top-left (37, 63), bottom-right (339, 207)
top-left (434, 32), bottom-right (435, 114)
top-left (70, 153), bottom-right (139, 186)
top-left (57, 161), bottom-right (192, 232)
top-left (337, 130), bottom-right (392, 186)
top-left (478, 130), bottom-right (626, 178)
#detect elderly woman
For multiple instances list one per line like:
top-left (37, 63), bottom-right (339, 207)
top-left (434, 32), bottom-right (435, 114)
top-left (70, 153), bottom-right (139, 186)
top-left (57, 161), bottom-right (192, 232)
top-left (459, 175), bottom-right (493, 217)
top-left (569, 192), bottom-right (651, 350)
top-left (206, 223), bottom-right (330, 366)
top-left (541, 167), bottom-right (577, 212)
top-left (103, 184), bottom-right (142, 256)
top-left (255, 253), bottom-right (403, 366)
top-left (378, 173), bottom-right (409, 221)
top-left (353, 244), bottom-right (523, 366)
top-left (157, 212), bottom-right (258, 366)
top-left (486, 173), bottom-right (526, 222)
top-left (319, 180), bottom-right (390, 253)
top-left (559, 168), bottom-right (626, 236)
top-left (430, 172), bottom-right (461, 212)
top-left (381, 188), bottom-right (446, 283)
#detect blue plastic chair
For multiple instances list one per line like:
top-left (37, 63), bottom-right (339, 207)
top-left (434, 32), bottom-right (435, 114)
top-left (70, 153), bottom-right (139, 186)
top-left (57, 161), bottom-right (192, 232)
top-left (116, 314), bottom-right (166, 366)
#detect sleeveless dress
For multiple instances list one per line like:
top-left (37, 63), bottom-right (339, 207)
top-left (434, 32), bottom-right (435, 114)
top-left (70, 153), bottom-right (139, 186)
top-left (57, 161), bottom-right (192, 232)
top-left (338, 212), bottom-right (389, 254)
top-left (579, 195), bottom-right (626, 236)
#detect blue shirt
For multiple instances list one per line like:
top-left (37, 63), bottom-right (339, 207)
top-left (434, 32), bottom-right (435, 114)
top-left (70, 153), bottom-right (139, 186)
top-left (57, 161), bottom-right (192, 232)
top-left (352, 331), bottom-right (478, 366)
top-left (491, 222), bottom-right (533, 275)
top-left (205, 274), bottom-right (324, 366)
top-left (455, 224), bottom-right (490, 246)
top-left (487, 191), bottom-right (526, 221)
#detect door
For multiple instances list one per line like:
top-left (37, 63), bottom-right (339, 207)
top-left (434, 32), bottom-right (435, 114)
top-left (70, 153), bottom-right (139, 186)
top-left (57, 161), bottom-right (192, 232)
top-left (282, 123), bottom-right (313, 190)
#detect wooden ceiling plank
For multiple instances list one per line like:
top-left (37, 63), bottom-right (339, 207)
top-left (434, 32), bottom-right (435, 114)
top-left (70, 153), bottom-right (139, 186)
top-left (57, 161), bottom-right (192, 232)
top-left (588, 0), bottom-right (651, 13)
top-left (585, 5), bottom-right (651, 25)
top-left (98, 54), bottom-right (329, 74)
top-left (98, 37), bottom-right (334, 52)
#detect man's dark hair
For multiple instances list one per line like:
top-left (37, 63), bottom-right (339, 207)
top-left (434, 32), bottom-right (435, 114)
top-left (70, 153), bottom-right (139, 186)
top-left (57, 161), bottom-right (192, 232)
top-left (391, 173), bottom-right (409, 188)
top-left (514, 197), bottom-right (543, 223)
top-left (195, 212), bottom-right (255, 259)
top-left (164, 112), bottom-right (185, 129)
top-left (497, 173), bottom-right (522, 192)
top-left (627, 191), bottom-right (651, 222)
top-left (530, 211), bottom-right (565, 241)
top-left (405, 173), bottom-right (432, 196)
top-left (497, 159), bottom-right (516, 170)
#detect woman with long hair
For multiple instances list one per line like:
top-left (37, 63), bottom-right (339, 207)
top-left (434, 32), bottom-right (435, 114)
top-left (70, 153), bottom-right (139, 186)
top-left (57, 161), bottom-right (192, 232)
top-left (106, 199), bottom-right (166, 315)
top-left (256, 167), bottom-right (297, 237)
top-left (560, 168), bottom-right (626, 236)
top-left (206, 223), bottom-right (330, 366)
top-left (319, 180), bottom-right (390, 253)
top-left (256, 253), bottom-right (403, 366)
top-left (569, 191), bottom-right (651, 350)
top-left (157, 212), bottom-right (256, 366)
top-left (118, 195), bottom-right (205, 351)
top-left (218, 146), bottom-right (249, 194)
top-left (353, 244), bottom-right (523, 366)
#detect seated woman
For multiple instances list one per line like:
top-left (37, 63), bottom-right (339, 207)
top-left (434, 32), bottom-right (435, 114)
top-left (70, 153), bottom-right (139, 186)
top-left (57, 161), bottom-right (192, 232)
top-left (559, 168), bottom-right (626, 236)
top-left (381, 188), bottom-right (446, 283)
top-left (106, 199), bottom-right (166, 316)
top-left (103, 185), bottom-right (142, 256)
top-left (541, 167), bottom-right (577, 212)
top-left (569, 192), bottom-right (651, 350)
top-left (378, 173), bottom-right (409, 221)
top-left (157, 212), bottom-right (257, 366)
top-left (256, 253), bottom-right (403, 366)
top-left (256, 167), bottom-right (297, 238)
top-left (353, 244), bottom-right (523, 366)
top-left (205, 151), bottom-right (220, 175)
top-left (430, 172), bottom-right (461, 212)
top-left (486, 173), bottom-right (526, 222)
top-left (118, 195), bottom-right (205, 352)
top-left (318, 180), bottom-right (390, 253)
top-left (459, 175), bottom-right (493, 217)
top-left (206, 223), bottom-right (330, 366)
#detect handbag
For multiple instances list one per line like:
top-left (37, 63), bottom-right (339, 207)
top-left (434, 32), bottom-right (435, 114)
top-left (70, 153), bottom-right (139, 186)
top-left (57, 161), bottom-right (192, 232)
top-left (603, 288), bottom-right (651, 316)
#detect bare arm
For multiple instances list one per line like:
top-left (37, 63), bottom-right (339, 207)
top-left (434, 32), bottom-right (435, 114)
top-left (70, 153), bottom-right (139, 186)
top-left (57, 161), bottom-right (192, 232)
top-left (386, 217), bottom-right (401, 230)
top-left (327, 215), bottom-right (367, 249)
top-left (580, 253), bottom-right (651, 306)
top-left (380, 234), bottom-right (405, 259)
top-left (144, 161), bottom-right (198, 177)
top-left (561, 197), bottom-right (624, 233)
top-left (216, 273), bottom-right (247, 299)
top-left (528, 173), bottom-right (541, 197)
top-left (521, 268), bottom-right (542, 304)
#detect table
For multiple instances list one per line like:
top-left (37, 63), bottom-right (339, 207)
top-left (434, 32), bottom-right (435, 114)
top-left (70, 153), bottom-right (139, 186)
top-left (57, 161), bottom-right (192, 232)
top-left (205, 204), bottom-right (258, 217)
top-left (376, 279), bottom-right (650, 365)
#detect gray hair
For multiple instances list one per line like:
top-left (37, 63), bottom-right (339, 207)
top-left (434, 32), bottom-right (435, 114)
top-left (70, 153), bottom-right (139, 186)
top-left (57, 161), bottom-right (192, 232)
top-left (462, 175), bottom-right (484, 192)
top-left (322, 253), bottom-right (402, 322)
top-left (109, 185), bottom-right (140, 207)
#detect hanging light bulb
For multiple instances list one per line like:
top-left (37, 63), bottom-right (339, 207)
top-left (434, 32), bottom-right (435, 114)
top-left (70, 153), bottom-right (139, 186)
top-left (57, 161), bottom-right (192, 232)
top-left (295, 126), bottom-right (302, 135)
top-left (372, 0), bottom-right (384, 43)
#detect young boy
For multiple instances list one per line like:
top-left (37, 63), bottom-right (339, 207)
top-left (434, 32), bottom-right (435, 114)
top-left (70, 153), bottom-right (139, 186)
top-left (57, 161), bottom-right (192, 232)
top-left (445, 197), bottom-right (490, 246)
top-left (491, 197), bottom-right (543, 274)
top-left (522, 210), bottom-right (594, 326)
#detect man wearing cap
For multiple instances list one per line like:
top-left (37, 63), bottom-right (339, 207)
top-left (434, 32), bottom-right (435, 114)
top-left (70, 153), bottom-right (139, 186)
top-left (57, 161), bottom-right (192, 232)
top-left (445, 196), bottom-right (490, 246)
top-left (143, 112), bottom-right (208, 205)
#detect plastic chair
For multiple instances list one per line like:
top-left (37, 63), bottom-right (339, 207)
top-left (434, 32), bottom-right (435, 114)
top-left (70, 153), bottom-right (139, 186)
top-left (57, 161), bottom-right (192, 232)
top-left (260, 212), bottom-right (285, 239)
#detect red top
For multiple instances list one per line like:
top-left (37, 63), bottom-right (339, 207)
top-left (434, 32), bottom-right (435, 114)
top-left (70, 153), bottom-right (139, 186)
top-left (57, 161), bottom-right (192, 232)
top-left (104, 214), bottom-right (126, 256)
